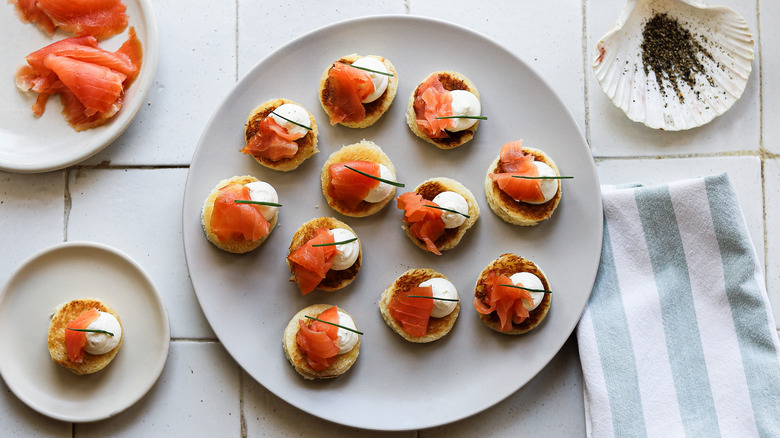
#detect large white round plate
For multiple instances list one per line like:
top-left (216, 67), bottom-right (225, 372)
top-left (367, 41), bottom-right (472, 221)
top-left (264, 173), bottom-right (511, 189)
top-left (0, 241), bottom-right (170, 422)
top-left (0, 0), bottom-right (158, 173)
top-left (183, 15), bottom-right (602, 431)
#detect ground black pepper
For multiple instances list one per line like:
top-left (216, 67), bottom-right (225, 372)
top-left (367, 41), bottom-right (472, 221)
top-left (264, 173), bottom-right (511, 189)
top-left (640, 13), bottom-right (715, 103)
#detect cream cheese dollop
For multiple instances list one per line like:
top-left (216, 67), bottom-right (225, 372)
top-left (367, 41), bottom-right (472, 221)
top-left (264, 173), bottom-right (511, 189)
top-left (245, 181), bottom-right (279, 221)
top-left (510, 272), bottom-right (545, 311)
top-left (351, 57), bottom-right (389, 103)
top-left (269, 103), bottom-right (311, 140)
top-left (363, 163), bottom-right (395, 203)
top-left (521, 162), bottom-right (559, 205)
top-left (330, 228), bottom-right (359, 270)
top-left (83, 311), bottom-right (122, 355)
top-left (419, 277), bottom-right (458, 318)
top-left (445, 89), bottom-right (481, 132)
top-left (431, 191), bottom-right (468, 228)
top-left (335, 310), bottom-right (359, 354)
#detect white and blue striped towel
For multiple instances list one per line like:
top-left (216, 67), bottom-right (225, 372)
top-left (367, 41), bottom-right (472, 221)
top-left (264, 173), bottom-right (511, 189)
top-left (577, 173), bottom-right (780, 437)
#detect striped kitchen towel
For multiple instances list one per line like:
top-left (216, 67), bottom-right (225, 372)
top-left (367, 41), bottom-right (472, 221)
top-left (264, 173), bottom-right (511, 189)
top-left (577, 173), bottom-right (780, 438)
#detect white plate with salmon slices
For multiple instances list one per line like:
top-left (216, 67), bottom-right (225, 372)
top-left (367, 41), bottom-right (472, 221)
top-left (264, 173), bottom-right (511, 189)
top-left (0, 0), bottom-right (158, 173)
top-left (183, 15), bottom-right (603, 431)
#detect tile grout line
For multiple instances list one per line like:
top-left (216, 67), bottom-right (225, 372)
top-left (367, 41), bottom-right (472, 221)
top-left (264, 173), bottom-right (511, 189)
top-left (63, 169), bottom-right (71, 242)
top-left (756, 0), bottom-right (769, 283)
top-left (582, 0), bottom-right (592, 152)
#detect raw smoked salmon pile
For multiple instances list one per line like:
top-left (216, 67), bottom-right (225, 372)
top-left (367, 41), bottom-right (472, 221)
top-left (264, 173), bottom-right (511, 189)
top-left (14, 28), bottom-right (143, 131)
top-left (287, 228), bottom-right (338, 295)
top-left (295, 306), bottom-right (340, 371)
top-left (241, 116), bottom-right (299, 161)
top-left (210, 184), bottom-right (270, 242)
top-left (396, 192), bottom-right (446, 255)
top-left (388, 286), bottom-right (434, 337)
top-left (64, 308), bottom-right (100, 363)
top-left (489, 141), bottom-right (545, 203)
top-left (328, 160), bottom-right (381, 209)
top-left (413, 75), bottom-right (455, 138)
top-left (323, 62), bottom-right (374, 125)
top-left (10, 0), bottom-right (129, 40)
top-left (473, 272), bottom-right (533, 332)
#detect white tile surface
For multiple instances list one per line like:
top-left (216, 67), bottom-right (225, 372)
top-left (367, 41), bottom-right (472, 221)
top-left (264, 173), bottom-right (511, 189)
top-left (66, 168), bottom-right (213, 339)
top-left (761, 0), bottom-right (780, 153)
top-left (77, 342), bottom-right (239, 437)
top-left (0, 380), bottom-right (70, 437)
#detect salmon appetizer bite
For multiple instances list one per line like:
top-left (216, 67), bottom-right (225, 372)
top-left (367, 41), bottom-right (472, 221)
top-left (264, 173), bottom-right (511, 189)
top-left (283, 304), bottom-right (361, 380)
top-left (48, 298), bottom-right (123, 375)
top-left (473, 253), bottom-right (551, 334)
top-left (379, 268), bottom-right (460, 343)
top-left (201, 175), bottom-right (279, 254)
top-left (406, 70), bottom-right (482, 149)
top-left (241, 98), bottom-right (319, 171)
top-left (321, 140), bottom-right (400, 217)
top-left (396, 177), bottom-right (479, 255)
top-left (318, 54), bottom-right (398, 128)
top-left (485, 140), bottom-right (563, 226)
top-left (286, 217), bottom-right (362, 295)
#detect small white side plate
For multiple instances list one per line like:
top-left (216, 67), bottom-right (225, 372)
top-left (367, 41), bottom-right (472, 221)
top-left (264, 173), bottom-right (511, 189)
top-left (0, 241), bottom-right (170, 422)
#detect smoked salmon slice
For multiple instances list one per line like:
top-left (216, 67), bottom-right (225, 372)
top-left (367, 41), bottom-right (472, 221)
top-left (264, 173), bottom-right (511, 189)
top-left (11, 0), bottom-right (128, 40)
top-left (64, 308), bottom-right (100, 363)
top-left (323, 62), bottom-right (374, 125)
top-left (287, 228), bottom-right (338, 295)
top-left (388, 286), bottom-right (434, 337)
top-left (489, 141), bottom-right (545, 203)
top-left (396, 192), bottom-right (445, 255)
top-left (473, 272), bottom-right (533, 332)
top-left (413, 75), bottom-right (454, 138)
top-left (328, 160), bottom-right (380, 209)
top-left (296, 306), bottom-right (340, 371)
top-left (241, 117), bottom-right (299, 161)
top-left (210, 184), bottom-right (270, 242)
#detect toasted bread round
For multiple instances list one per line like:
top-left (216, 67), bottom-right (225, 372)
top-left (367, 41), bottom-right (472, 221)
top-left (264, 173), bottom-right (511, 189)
top-left (282, 304), bottom-right (361, 379)
top-left (318, 54), bottom-right (398, 128)
top-left (243, 98), bottom-right (319, 171)
top-left (287, 217), bottom-right (362, 292)
top-left (406, 70), bottom-right (481, 149)
top-left (201, 175), bottom-right (279, 254)
top-left (401, 177), bottom-right (480, 254)
top-left (48, 298), bottom-right (123, 375)
top-left (474, 253), bottom-right (551, 334)
top-left (484, 146), bottom-right (562, 226)
top-left (321, 140), bottom-right (397, 217)
top-left (379, 268), bottom-right (460, 343)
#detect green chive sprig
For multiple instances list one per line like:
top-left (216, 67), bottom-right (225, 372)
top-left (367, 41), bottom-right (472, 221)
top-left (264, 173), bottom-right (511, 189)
top-left (435, 115), bottom-right (487, 120)
top-left (269, 110), bottom-right (312, 131)
top-left (67, 328), bottom-right (114, 336)
top-left (234, 200), bottom-right (283, 207)
top-left (510, 175), bottom-right (573, 180)
top-left (305, 315), bottom-right (364, 335)
top-left (423, 204), bottom-right (470, 219)
top-left (499, 284), bottom-right (552, 294)
top-left (339, 62), bottom-right (394, 77)
top-left (312, 237), bottom-right (358, 247)
top-left (343, 165), bottom-right (405, 187)
top-left (407, 295), bottom-right (459, 302)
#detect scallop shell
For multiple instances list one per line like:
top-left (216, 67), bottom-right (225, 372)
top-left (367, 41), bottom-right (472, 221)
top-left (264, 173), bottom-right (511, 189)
top-left (592, 0), bottom-right (754, 131)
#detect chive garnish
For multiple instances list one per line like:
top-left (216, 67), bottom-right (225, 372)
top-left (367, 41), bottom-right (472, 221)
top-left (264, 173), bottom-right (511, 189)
top-left (407, 295), bottom-right (460, 302)
top-left (499, 284), bottom-right (552, 294)
top-left (435, 115), bottom-right (488, 120)
top-left (234, 200), bottom-right (283, 207)
top-left (269, 110), bottom-right (312, 131)
top-left (67, 328), bottom-right (114, 336)
top-left (423, 204), bottom-right (470, 219)
top-left (305, 315), bottom-right (364, 335)
top-left (510, 175), bottom-right (573, 180)
top-left (339, 62), bottom-right (393, 77)
top-left (312, 237), bottom-right (358, 247)
top-left (343, 165), bottom-right (405, 187)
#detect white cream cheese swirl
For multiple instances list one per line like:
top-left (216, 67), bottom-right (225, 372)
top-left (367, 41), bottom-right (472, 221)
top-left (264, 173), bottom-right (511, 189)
top-left (269, 103), bottom-right (311, 140)
top-left (445, 89), bottom-right (481, 132)
top-left (83, 311), bottom-right (122, 355)
top-left (330, 228), bottom-right (359, 270)
top-left (510, 272), bottom-right (545, 311)
top-left (431, 191), bottom-right (468, 228)
top-left (245, 181), bottom-right (279, 221)
top-left (521, 161), bottom-right (559, 205)
top-left (419, 277), bottom-right (458, 318)
top-left (335, 310), bottom-right (359, 354)
top-left (363, 163), bottom-right (395, 203)
top-left (351, 57), bottom-right (389, 103)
